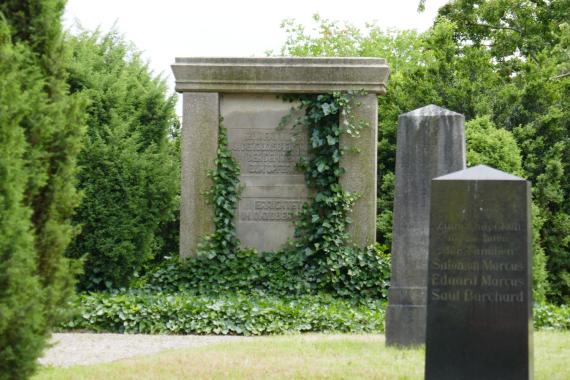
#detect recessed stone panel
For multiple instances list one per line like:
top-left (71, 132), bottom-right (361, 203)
top-left (222, 94), bottom-right (308, 252)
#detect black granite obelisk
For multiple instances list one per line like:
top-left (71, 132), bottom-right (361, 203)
top-left (425, 165), bottom-right (533, 380)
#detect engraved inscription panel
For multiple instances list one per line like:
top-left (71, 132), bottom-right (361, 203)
top-left (230, 129), bottom-right (304, 175)
top-left (221, 94), bottom-right (308, 252)
top-left (239, 198), bottom-right (304, 222)
top-left (429, 222), bottom-right (526, 304)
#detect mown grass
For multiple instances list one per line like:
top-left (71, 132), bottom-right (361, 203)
top-left (35, 331), bottom-right (570, 380)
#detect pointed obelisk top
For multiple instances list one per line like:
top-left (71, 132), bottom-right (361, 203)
top-left (434, 165), bottom-right (525, 181)
top-left (401, 105), bottom-right (463, 118)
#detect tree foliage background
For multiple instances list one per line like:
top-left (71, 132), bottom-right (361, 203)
top-left (280, 0), bottom-right (569, 303)
top-left (0, 3), bottom-right (180, 376)
top-left (439, 0), bottom-right (570, 304)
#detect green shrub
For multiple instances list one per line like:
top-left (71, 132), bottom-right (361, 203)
top-left (0, 0), bottom-right (85, 330)
top-left (313, 245), bottom-right (391, 299)
top-left (138, 243), bottom-right (390, 300)
top-left (534, 303), bottom-right (570, 330)
top-left (61, 291), bottom-right (385, 335)
top-left (138, 250), bottom-right (309, 296)
top-left (465, 116), bottom-right (523, 175)
top-left (64, 30), bottom-right (179, 291)
top-left (61, 291), bottom-right (569, 335)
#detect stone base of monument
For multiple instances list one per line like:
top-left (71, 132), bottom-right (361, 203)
top-left (385, 287), bottom-right (426, 346)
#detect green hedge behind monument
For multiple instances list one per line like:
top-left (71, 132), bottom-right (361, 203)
top-left (64, 30), bottom-right (180, 291)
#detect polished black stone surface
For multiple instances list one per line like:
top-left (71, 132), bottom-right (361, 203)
top-left (425, 165), bottom-right (533, 380)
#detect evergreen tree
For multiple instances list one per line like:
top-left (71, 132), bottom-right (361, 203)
top-left (65, 30), bottom-right (179, 290)
top-left (0, 0), bottom-right (84, 377)
top-left (0, 18), bottom-right (45, 380)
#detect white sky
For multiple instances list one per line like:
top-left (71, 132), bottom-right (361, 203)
top-left (64, 0), bottom-right (449, 113)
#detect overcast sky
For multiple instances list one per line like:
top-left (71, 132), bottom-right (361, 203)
top-left (64, 0), bottom-right (449, 112)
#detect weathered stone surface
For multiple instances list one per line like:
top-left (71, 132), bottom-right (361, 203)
top-left (340, 94), bottom-right (378, 246)
top-left (173, 57), bottom-right (389, 257)
top-left (180, 93), bottom-right (219, 258)
top-left (221, 94), bottom-right (308, 252)
top-left (386, 105), bottom-right (466, 346)
top-left (425, 165), bottom-right (533, 380)
top-left (172, 57), bottom-right (389, 94)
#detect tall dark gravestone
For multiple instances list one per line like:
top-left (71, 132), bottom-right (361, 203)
top-left (386, 105), bottom-right (465, 346)
top-left (425, 165), bottom-right (533, 380)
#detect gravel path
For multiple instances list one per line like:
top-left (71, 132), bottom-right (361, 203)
top-left (39, 333), bottom-right (245, 367)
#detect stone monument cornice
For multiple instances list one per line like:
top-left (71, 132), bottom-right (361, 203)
top-left (171, 57), bottom-right (389, 94)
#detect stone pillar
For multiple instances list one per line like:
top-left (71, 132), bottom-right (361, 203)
top-left (386, 105), bottom-right (465, 346)
top-left (179, 93), bottom-right (219, 258)
top-left (340, 94), bottom-right (378, 246)
top-left (425, 165), bottom-right (532, 380)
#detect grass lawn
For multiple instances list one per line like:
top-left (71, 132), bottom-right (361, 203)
top-left (35, 331), bottom-right (570, 380)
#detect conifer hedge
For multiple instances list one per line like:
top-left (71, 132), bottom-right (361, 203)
top-left (64, 30), bottom-right (179, 291)
top-left (0, 0), bottom-right (84, 378)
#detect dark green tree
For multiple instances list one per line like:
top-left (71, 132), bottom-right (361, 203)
top-left (0, 0), bottom-right (85, 377)
top-left (466, 116), bottom-right (549, 302)
top-left (0, 19), bottom-right (45, 380)
top-left (439, 0), bottom-right (570, 302)
top-left (64, 30), bottom-right (179, 290)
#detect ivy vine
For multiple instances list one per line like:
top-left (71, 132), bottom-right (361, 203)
top-left (198, 118), bottom-right (241, 260)
top-left (186, 93), bottom-right (390, 300)
top-left (283, 91), bottom-right (389, 297)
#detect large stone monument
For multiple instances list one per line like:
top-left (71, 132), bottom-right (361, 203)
top-left (425, 165), bottom-right (533, 380)
top-left (386, 105), bottom-right (465, 346)
top-left (172, 58), bottom-right (389, 257)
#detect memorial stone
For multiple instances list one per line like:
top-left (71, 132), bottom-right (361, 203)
top-left (425, 165), bottom-right (533, 380)
top-left (222, 94), bottom-right (308, 252)
top-left (386, 105), bottom-right (465, 346)
top-left (172, 58), bottom-right (389, 257)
